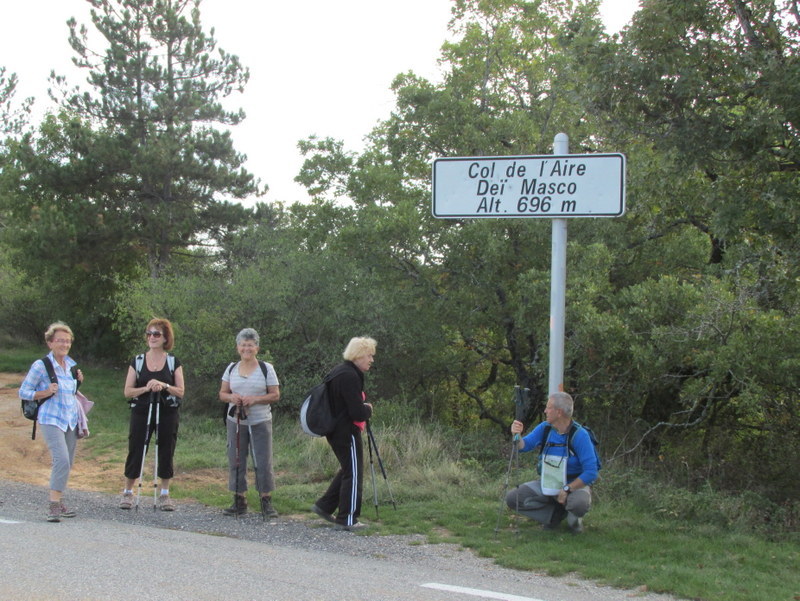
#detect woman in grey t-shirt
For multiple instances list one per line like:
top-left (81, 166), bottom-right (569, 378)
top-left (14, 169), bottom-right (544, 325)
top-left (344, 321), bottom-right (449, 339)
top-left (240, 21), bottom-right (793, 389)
top-left (219, 328), bottom-right (280, 518)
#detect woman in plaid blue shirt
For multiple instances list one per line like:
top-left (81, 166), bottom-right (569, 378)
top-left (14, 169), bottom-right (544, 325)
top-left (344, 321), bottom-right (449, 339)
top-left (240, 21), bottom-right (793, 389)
top-left (18, 322), bottom-right (84, 522)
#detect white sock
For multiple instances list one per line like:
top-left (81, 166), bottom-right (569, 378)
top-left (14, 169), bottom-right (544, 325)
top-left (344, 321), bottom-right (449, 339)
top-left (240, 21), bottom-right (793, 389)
top-left (123, 489), bottom-right (133, 494)
top-left (161, 489), bottom-right (169, 496)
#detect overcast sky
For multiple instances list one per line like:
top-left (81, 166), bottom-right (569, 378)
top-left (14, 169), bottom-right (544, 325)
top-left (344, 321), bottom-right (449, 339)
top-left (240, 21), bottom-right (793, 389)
top-left (0, 0), bottom-right (639, 204)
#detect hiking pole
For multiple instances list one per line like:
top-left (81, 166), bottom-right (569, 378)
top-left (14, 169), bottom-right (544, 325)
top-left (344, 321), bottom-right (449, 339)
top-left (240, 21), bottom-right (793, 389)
top-left (495, 434), bottom-right (520, 536)
top-left (247, 420), bottom-right (266, 521)
top-left (366, 425), bottom-right (380, 519)
top-left (366, 421), bottom-right (397, 510)
top-left (153, 398), bottom-right (160, 511)
top-left (494, 386), bottom-right (530, 536)
top-left (234, 406), bottom-right (243, 520)
top-left (135, 392), bottom-right (155, 512)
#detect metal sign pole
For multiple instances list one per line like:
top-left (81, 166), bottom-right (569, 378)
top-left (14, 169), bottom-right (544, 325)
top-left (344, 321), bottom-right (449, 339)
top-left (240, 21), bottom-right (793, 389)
top-left (549, 133), bottom-right (569, 395)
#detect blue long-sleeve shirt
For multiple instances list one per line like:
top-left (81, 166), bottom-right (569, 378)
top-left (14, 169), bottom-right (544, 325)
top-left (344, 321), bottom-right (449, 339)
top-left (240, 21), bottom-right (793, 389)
top-left (19, 352), bottom-right (79, 432)
top-left (519, 421), bottom-right (599, 486)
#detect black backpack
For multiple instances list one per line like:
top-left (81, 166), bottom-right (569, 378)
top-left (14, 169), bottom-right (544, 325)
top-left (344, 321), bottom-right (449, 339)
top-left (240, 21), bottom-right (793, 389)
top-left (21, 356), bottom-right (80, 440)
top-left (299, 374), bottom-right (337, 437)
top-left (538, 421), bottom-right (602, 472)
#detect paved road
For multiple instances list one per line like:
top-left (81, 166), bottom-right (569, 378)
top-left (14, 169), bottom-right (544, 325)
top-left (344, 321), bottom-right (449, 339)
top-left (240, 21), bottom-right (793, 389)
top-left (0, 480), bottom-right (680, 601)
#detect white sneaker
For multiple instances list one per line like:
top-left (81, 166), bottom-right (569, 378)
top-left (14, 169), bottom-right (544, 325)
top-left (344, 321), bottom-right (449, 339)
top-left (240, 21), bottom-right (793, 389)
top-left (119, 492), bottom-right (134, 510)
top-left (333, 521), bottom-right (369, 532)
top-left (158, 494), bottom-right (175, 511)
top-left (567, 512), bottom-right (583, 534)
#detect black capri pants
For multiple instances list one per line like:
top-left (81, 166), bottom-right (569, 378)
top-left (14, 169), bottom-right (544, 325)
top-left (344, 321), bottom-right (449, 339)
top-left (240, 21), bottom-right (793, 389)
top-left (124, 401), bottom-right (180, 480)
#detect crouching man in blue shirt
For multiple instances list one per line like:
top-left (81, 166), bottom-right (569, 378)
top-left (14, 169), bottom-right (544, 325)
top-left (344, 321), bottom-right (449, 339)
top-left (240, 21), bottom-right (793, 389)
top-left (506, 391), bottom-right (598, 534)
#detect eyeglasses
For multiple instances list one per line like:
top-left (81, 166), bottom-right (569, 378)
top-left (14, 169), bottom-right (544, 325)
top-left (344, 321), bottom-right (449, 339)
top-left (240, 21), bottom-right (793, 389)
top-left (543, 455), bottom-right (565, 469)
top-left (145, 331), bottom-right (163, 338)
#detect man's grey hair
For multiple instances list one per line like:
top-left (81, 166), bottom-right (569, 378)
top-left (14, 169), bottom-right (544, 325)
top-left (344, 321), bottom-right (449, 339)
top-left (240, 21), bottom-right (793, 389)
top-left (549, 391), bottom-right (574, 418)
top-left (236, 328), bottom-right (260, 346)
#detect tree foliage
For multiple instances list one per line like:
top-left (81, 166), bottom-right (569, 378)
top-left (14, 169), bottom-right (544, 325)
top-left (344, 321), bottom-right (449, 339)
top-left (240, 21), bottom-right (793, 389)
top-left (0, 0), bottom-right (259, 354)
top-left (54, 0), bottom-right (259, 276)
top-left (287, 0), bottom-right (800, 502)
top-left (2, 0), bottom-right (798, 505)
top-left (0, 67), bottom-right (32, 138)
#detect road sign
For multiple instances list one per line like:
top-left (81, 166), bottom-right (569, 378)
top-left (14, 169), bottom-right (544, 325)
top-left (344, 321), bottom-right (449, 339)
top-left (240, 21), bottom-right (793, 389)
top-left (432, 153), bottom-right (626, 219)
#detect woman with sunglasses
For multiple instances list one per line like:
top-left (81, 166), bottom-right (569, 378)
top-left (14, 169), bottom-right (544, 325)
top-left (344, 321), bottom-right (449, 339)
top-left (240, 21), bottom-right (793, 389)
top-left (119, 318), bottom-right (185, 511)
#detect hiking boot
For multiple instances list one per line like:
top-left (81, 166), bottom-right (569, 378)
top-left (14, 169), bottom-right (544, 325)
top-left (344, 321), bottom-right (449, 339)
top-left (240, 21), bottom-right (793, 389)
top-left (59, 503), bottom-right (76, 518)
top-left (333, 521), bottom-right (369, 532)
top-left (260, 496), bottom-right (278, 519)
top-left (119, 492), bottom-right (134, 510)
top-left (311, 504), bottom-right (336, 524)
top-left (157, 494), bottom-right (175, 512)
top-left (47, 501), bottom-right (61, 523)
top-left (567, 512), bottom-right (584, 534)
top-left (223, 494), bottom-right (247, 516)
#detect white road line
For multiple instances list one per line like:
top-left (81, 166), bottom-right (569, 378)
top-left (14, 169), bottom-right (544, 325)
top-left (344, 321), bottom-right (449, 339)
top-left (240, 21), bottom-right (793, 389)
top-left (421, 583), bottom-right (546, 601)
top-left (0, 518), bottom-right (22, 524)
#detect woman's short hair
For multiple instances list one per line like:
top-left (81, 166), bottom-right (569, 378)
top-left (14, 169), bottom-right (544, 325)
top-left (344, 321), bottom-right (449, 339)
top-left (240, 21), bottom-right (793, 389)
top-left (342, 336), bottom-right (377, 362)
top-left (44, 322), bottom-right (74, 343)
top-left (146, 318), bottom-right (175, 351)
top-left (236, 328), bottom-right (260, 347)
top-left (549, 391), bottom-right (574, 417)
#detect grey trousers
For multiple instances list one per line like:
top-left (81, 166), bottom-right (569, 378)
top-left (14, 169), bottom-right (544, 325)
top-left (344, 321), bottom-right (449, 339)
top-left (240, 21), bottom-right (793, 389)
top-left (505, 479), bottom-right (591, 526)
top-left (40, 424), bottom-right (77, 492)
top-left (226, 419), bottom-right (275, 495)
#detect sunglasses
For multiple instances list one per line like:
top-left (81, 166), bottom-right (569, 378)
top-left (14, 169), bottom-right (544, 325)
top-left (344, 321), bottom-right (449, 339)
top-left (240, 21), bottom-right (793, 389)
top-left (145, 331), bottom-right (163, 338)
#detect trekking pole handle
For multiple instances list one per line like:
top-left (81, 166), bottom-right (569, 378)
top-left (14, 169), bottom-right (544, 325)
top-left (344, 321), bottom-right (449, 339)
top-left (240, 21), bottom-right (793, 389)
top-left (511, 418), bottom-right (523, 442)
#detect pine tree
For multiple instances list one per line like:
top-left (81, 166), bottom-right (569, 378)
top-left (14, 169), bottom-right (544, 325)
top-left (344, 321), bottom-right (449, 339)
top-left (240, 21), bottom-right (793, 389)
top-left (54, 0), bottom-right (260, 276)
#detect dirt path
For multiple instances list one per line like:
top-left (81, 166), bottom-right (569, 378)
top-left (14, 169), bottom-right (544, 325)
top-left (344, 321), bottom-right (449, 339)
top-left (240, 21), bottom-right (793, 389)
top-left (1, 372), bottom-right (123, 493)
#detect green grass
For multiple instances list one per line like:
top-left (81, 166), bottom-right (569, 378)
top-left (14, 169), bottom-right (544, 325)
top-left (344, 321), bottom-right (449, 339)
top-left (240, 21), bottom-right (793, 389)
top-left (4, 347), bottom-right (799, 601)
top-left (0, 346), bottom-right (43, 372)
top-left (485, 507), bottom-right (798, 601)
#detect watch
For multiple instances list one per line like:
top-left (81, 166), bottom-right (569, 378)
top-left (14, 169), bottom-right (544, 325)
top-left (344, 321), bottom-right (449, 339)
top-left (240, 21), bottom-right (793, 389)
top-left (562, 485), bottom-right (571, 493)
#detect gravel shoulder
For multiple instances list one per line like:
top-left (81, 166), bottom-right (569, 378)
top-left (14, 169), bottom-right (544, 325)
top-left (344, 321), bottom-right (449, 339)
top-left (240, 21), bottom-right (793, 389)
top-left (0, 477), bottom-right (473, 567)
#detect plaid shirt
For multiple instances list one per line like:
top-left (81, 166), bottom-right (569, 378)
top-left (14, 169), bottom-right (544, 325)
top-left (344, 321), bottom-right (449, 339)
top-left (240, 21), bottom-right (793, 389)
top-left (18, 352), bottom-right (79, 432)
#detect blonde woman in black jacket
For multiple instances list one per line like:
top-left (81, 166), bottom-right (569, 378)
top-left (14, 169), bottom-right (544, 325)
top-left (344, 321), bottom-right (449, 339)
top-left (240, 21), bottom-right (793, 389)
top-left (311, 337), bottom-right (375, 531)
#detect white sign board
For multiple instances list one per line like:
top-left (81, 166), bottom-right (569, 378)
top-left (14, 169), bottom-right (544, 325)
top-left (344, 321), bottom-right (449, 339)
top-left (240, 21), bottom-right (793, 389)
top-left (432, 153), bottom-right (626, 219)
